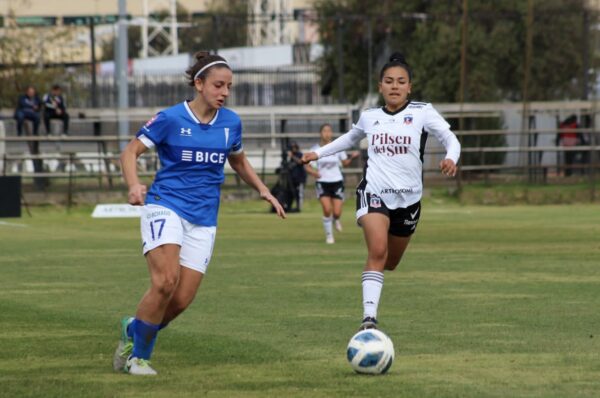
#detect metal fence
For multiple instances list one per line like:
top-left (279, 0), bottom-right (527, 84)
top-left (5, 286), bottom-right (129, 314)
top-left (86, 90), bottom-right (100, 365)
top-left (1, 101), bottom-right (599, 205)
top-left (67, 65), bottom-right (332, 108)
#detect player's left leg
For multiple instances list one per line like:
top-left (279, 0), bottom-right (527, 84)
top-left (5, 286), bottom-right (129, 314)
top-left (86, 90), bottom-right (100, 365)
top-left (159, 223), bottom-right (215, 328)
top-left (319, 196), bottom-right (335, 243)
top-left (384, 201), bottom-right (420, 270)
top-left (332, 198), bottom-right (344, 232)
top-left (384, 235), bottom-right (412, 271)
top-left (161, 266), bottom-right (204, 326)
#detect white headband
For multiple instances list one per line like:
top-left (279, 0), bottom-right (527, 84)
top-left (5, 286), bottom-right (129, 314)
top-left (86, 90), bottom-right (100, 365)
top-left (193, 60), bottom-right (230, 80)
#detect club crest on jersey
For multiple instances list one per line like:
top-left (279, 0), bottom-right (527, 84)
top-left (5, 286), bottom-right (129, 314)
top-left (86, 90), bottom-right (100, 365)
top-left (404, 115), bottom-right (413, 125)
top-left (142, 115), bottom-right (158, 131)
top-left (145, 115), bottom-right (157, 127)
top-left (370, 195), bottom-right (382, 208)
top-left (180, 127), bottom-right (192, 136)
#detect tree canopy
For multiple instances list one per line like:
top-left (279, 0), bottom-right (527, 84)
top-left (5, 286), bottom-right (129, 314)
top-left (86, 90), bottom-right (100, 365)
top-left (314, 0), bottom-right (595, 103)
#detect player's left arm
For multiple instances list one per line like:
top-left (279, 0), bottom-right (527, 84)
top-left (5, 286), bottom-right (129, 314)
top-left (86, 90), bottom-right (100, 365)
top-left (424, 105), bottom-right (461, 177)
top-left (341, 151), bottom-right (360, 167)
top-left (228, 152), bottom-right (286, 219)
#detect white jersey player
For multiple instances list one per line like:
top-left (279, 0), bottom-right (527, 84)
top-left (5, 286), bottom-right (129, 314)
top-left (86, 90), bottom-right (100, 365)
top-left (302, 52), bottom-right (460, 331)
top-left (305, 123), bottom-right (359, 244)
top-left (115, 52), bottom-right (285, 376)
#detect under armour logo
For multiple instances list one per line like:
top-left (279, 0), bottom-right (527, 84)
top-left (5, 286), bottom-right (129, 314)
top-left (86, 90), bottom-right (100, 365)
top-left (180, 127), bottom-right (192, 136)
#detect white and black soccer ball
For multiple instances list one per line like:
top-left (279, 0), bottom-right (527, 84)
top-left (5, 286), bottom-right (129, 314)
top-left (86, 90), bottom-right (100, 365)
top-left (346, 329), bottom-right (395, 374)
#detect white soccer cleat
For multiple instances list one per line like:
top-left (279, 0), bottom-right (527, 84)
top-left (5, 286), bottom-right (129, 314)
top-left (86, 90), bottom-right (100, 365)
top-left (125, 356), bottom-right (158, 376)
top-left (335, 219), bottom-right (343, 232)
top-left (113, 317), bottom-right (134, 372)
top-left (326, 236), bottom-right (335, 244)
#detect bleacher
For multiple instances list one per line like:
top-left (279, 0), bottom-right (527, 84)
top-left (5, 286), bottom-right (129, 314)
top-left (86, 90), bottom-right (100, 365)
top-left (0, 105), bottom-right (356, 178)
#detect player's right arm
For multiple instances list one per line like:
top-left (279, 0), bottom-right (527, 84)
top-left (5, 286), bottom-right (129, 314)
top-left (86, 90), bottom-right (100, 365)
top-left (301, 125), bottom-right (366, 164)
top-left (120, 138), bottom-right (149, 206)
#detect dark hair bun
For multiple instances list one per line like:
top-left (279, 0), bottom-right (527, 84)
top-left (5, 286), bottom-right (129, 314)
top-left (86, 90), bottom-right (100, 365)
top-left (194, 51), bottom-right (210, 61)
top-left (389, 52), bottom-right (407, 64)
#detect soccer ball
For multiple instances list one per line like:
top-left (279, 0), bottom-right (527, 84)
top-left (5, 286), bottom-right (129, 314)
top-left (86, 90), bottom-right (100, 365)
top-left (346, 329), bottom-right (395, 374)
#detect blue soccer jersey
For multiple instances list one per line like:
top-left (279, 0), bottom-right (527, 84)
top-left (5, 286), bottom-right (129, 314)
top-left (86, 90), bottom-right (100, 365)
top-left (136, 101), bottom-right (243, 226)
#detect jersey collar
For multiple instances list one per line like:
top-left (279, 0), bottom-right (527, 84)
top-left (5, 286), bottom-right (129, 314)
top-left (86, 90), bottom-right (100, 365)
top-left (382, 100), bottom-right (410, 116)
top-left (184, 101), bottom-right (219, 125)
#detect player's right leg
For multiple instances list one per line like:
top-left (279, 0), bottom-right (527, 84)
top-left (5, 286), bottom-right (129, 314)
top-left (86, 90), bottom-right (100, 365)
top-left (124, 244), bottom-right (180, 375)
top-left (112, 316), bottom-right (134, 372)
top-left (119, 205), bottom-right (183, 375)
top-left (357, 212), bottom-right (390, 330)
top-left (319, 196), bottom-right (334, 244)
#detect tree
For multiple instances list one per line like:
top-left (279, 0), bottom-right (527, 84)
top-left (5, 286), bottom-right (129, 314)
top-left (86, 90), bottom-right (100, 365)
top-left (314, 0), bottom-right (594, 103)
top-left (0, 13), bottom-right (78, 108)
top-left (179, 0), bottom-right (248, 53)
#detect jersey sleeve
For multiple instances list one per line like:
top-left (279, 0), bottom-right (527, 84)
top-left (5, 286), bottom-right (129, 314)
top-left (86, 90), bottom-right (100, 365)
top-left (136, 112), bottom-right (169, 148)
top-left (315, 115), bottom-right (366, 159)
top-left (424, 104), bottom-right (461, 164)
top-left (230, 118), bottom-right (243, 155)
top-left (339, 151), bottom-right (348, 161)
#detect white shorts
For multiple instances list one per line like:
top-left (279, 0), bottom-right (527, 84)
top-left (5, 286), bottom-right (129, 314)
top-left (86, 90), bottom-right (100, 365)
top-left (140, 204), bottom-right (216, 274)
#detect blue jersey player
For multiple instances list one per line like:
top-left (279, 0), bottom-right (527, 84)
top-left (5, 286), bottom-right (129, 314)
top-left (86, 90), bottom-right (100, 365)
top-left (114, 52), bottom-right (286, 375)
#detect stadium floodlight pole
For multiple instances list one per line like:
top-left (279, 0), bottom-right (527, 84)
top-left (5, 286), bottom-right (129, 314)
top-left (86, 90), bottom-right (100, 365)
top-left (117, 0), bottom-right (130, 151)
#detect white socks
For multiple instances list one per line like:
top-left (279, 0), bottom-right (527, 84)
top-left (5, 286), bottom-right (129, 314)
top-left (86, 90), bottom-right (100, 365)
top-left (322, 216), bottom-right (333, 239)
top-left (362, 271), bottom-right (384, 319)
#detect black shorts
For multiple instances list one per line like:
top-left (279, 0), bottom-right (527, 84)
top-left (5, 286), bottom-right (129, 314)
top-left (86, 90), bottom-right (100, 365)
top-left (316, 181), bottom-right (345, 200)
top-left (356, 188), bottom-right (421, 237)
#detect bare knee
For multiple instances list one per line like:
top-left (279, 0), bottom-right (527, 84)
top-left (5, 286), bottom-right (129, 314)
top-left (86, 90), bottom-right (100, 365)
top-left (366, 246), bottom-right (387, 270)
top-left (153, 272), bottom-right (179, 299)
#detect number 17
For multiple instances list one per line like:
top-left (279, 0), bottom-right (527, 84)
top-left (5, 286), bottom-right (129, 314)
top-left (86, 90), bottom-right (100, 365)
top-left (150, 218), bottom-right (166, 240)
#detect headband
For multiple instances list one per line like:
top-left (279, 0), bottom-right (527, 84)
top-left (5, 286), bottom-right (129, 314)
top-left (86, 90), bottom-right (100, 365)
top-left (193, 60), bottom-right (230, 80)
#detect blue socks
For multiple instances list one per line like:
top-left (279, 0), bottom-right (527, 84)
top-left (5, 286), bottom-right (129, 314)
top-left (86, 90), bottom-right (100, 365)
top-left (130, 318), bottom-right (160, 360)
top-left (126, 320), bottom-right (168, 339)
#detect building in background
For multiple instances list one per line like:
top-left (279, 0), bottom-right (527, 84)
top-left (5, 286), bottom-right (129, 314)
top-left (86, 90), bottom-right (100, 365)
top-left (0, 0), bottom-right (319, 65)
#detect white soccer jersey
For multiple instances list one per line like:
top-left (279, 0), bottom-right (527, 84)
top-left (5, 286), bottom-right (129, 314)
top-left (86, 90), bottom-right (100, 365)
top-left (309, 144), bottom-right (348, 182)
top-left (314, 101), bottom-right (461, 209)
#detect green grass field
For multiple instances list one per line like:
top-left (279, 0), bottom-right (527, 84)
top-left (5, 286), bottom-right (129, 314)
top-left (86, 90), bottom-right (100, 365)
top-left (1, 199), bottom-right (599, 397)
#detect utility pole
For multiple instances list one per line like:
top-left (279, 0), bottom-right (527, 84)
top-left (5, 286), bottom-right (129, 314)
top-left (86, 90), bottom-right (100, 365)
top-left (457, 0), bottom-right (468, 190)
top-left (117, 0), bottom-right (129, 151)
top-left (519, 0), bottom-right (534, 177)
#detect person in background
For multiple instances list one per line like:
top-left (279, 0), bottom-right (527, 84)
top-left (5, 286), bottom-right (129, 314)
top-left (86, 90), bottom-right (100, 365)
top-left (14, 86), bottom-right (41, 137)
top-left (287, 141), bottom-right (307, 212)
top-left (43, 84), bottom-right (70, 136)
top-left (305, 123), bottom-right (359, 244)
top-left (302, 53), bottom-right (460, 330)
